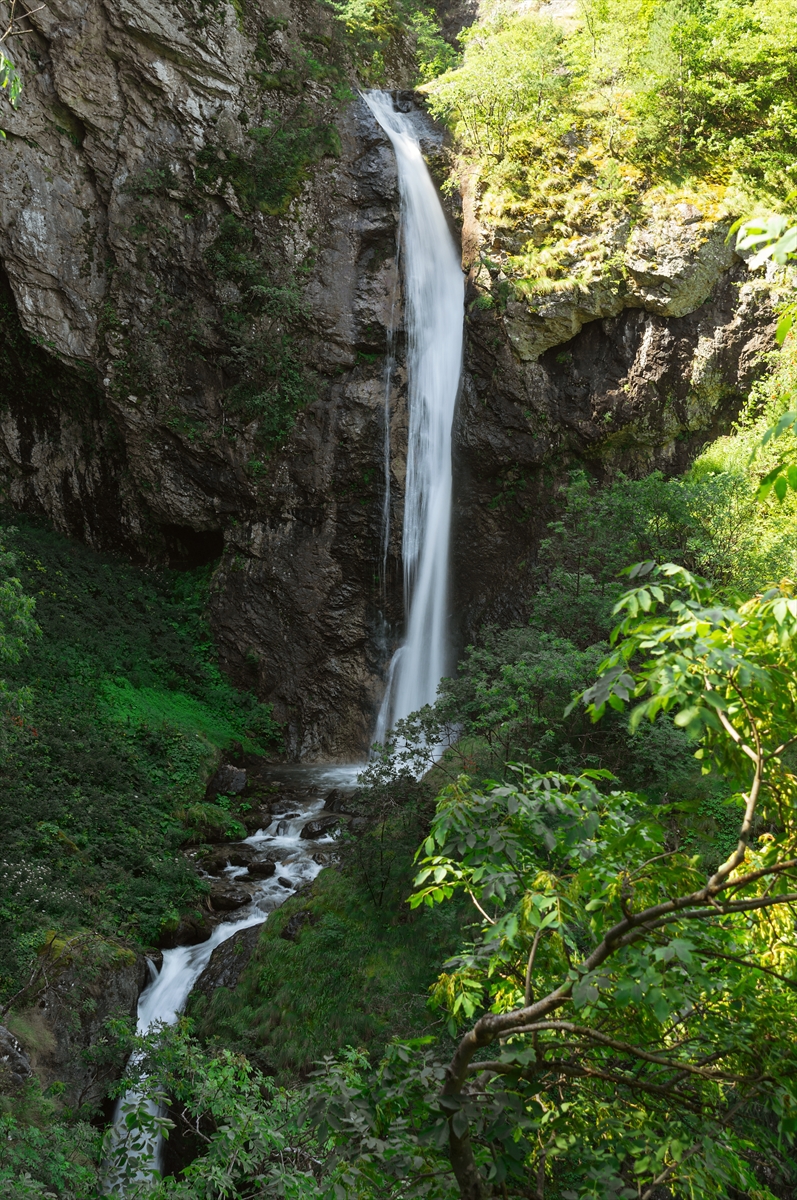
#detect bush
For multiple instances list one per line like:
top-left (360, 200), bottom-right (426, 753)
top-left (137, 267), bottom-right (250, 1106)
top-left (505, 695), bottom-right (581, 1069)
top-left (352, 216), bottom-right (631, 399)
top-left (0, 515), bottom-right (280, 1002)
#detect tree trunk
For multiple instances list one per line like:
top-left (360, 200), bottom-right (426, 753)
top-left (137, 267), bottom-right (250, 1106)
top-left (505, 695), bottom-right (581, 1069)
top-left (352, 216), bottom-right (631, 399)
top-left (449, 1120), bottom-right (488, 1200)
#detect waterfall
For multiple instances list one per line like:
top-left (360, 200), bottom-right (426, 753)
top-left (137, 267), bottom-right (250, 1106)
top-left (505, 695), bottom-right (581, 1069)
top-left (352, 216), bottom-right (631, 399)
top-left (365, 91), bottom-right (464, 745)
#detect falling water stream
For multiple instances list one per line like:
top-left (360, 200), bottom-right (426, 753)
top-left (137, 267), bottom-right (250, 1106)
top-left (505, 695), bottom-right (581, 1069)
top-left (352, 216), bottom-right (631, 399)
top-left (105, 91), bottom-right (463, 1191)
top-left (366, 90), bottom-right (464, 743)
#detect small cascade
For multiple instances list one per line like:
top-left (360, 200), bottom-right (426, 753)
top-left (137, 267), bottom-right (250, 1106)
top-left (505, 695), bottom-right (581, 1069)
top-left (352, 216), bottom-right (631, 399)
top-left (364, 91), bottom-right (464, 746)
top-left (102, 775), bottom-right (354, 1191)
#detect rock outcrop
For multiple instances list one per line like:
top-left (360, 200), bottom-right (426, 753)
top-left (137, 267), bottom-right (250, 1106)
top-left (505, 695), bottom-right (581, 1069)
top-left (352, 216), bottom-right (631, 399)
top-left (190, 923), bottom-right (263, 1002)
top-left (451, 262), bottom-right (774, 636)
top-left (0, 0), bottom-right (777, 758)
top-left (4, 936), bottom-right (148, 1112)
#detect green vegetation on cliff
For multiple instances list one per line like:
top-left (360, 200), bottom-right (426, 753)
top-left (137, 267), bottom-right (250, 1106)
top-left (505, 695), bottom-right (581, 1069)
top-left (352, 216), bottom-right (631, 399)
top-left (0, 518), bottom-right (279, 1003)
top-left (425, 0), bottom-right (797, 291)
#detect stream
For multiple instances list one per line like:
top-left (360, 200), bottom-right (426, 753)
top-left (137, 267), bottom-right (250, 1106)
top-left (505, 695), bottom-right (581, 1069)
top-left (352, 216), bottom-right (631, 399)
top-left (104, 88), bottom-right (464, 1192)
top-left (103, 768), bottom-right (359, 1188)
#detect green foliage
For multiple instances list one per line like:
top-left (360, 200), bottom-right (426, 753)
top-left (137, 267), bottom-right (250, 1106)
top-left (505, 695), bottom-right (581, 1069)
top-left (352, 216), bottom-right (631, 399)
top-left (105, 1024), bottom-right (462, 1199)
top-left (0, 532), bottom-right (40, 709)
top-left (187, 864), bottom-right (463, 1077)
top-left (426, 17), bottom-right (570, 160)
top-left (0, 48), bottom-right (21, 109)
top-left (204, 213), bottom-right (316, 448)
top-left (329, 0), bottom-right (455, 85)
top-left (411, 752), bottom-right (797, 1197)
top-left (0, 5), bottom-right (26, 114)
top-left (195, 113), bottom-right (340, 217)
top-left (581, 561), bottom-right (797, 782)
top-left (737, 213), bottom-right (797, 344)
top-left (105, 1022), bottom-right (323, 1198)
top-left (630, 0), bottom-right (797, 187)
top-left (329, 0), bottom-right (409, 84)
top-left (0, 516), bottom-right (279, 1003)
top-left (411, 8), bottom-right (459, 82)
top-left (406, 561), bottom-right (797, 1195)
top-left (0, 1106), bottom-right (100, 1199)
top-left (424, 0), bottom-right (797, 293)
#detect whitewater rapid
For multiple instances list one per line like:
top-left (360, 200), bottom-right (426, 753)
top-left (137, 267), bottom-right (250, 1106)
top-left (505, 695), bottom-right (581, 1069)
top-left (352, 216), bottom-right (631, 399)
top-left (102, 779), bottom-right (350, 1190)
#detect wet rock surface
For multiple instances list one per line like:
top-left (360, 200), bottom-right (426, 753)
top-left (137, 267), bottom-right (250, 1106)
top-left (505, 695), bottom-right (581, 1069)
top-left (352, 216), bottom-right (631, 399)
top-left (209, 880), bottom-right (256, 912)
top-left (190, 925), bottom-right (263, 1002)
top-left (300, 814), bottom-right (341, 839)
top-left (245, 860), bottom-right (277, 879)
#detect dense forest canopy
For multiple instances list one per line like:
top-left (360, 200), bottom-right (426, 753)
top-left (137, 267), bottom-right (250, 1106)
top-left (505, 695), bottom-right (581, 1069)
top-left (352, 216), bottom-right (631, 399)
top-left (3, 0), bottom-right (797, 1198)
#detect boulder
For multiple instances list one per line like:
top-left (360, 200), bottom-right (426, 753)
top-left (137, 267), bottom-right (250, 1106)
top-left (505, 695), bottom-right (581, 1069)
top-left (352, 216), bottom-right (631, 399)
top-left (189, 925), bottom-right (263, 1002)
top-left (245, 860), bottom-right (277, 880)
top-left (200, 842), bottom-right (256, 874)
top-left (279, 910), bottom-right (314, 942)
top-left (206, 764), bottom-right (247, 798)
top-left (209, 880), bottom-right (254, 912)
top-left (323, 788), bottom-right (355, 813)
top-left (242, 804), bottom-right (273, 833)
top-left (159, 913), bottom-right (212, 949)
top-left (300, 814), bottom-right (340, 840)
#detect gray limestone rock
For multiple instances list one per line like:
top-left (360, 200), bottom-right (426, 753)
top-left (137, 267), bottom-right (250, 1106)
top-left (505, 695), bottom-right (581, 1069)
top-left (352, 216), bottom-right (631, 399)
top-left (190, 924), bottom-right (263, 1001)
top-left (0, 1024), bottom-right (32, 1091)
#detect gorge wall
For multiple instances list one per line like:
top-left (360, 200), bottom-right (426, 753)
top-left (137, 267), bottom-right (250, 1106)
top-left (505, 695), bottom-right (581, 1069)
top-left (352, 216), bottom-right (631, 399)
top-left (0, 0), bottom-right (776, 758)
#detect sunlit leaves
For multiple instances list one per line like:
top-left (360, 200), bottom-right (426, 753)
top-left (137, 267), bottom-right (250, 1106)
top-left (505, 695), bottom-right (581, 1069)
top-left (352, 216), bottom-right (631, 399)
top-left (0, 49), bottom-right (21, 109)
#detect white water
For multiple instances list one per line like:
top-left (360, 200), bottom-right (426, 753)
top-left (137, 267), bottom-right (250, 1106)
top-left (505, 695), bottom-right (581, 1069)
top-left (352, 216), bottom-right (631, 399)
top-left (365, 91), bottom-right (464, 745)
top-left (105, 92), bottom-right (464, 1188)
top-left (103, 791), bottom-right (339, 1191)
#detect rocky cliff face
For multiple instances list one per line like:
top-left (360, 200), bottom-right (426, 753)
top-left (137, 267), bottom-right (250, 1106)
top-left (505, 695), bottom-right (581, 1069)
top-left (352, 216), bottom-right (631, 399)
top-left (0, 0), bottom-right (776, 758)
top-left (3, 936), bottom-right (149, 1112)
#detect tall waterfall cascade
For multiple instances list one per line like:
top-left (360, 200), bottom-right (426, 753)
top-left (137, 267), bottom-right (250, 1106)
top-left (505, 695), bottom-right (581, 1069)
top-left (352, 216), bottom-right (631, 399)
top-left (103, 94), bottom-right (463, 1189)
top-left (364, 91), bottom-right (465, 744)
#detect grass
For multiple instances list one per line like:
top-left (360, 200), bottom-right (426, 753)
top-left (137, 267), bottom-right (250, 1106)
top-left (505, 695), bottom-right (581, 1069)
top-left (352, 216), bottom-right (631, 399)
top-left (188, 850), bottom-right (467, 1079)
top-left (0, 514), bottom-right (280, 1002)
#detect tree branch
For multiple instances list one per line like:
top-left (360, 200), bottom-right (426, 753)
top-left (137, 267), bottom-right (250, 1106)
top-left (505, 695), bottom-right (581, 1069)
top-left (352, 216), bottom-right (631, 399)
top-left (524, 926), bottom-right (547, 1006)
top-left (466, 1021), bottom-right (748, 1083)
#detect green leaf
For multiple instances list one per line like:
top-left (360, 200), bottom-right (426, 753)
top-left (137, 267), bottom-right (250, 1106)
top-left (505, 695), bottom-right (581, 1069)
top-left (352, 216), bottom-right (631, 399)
top-left (776, 312), bottom-right (796, 345)
top-left (451, 1109), bottom-right (470, 1138)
